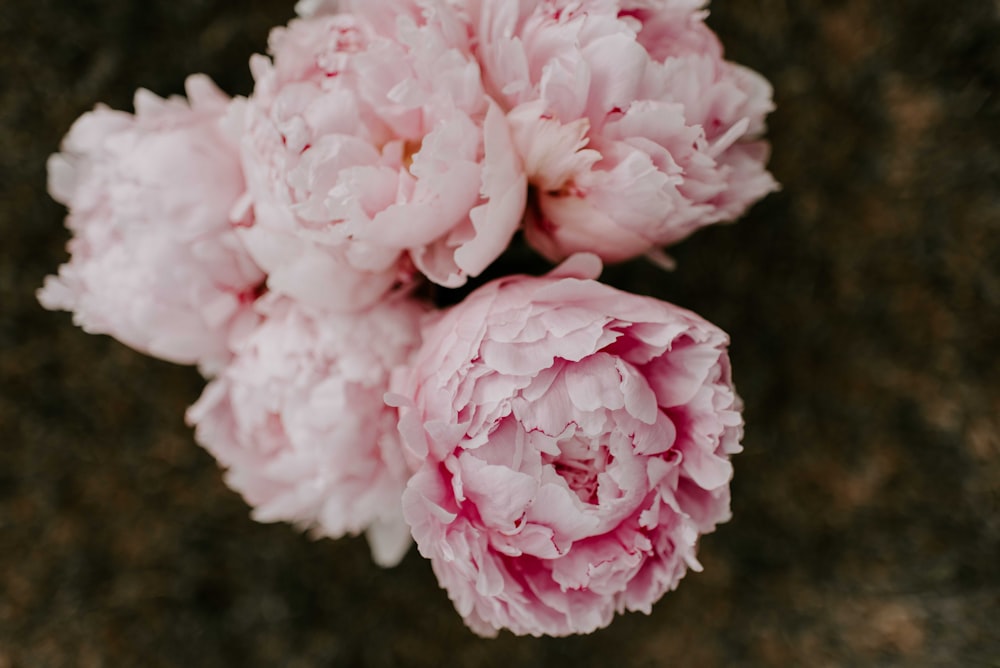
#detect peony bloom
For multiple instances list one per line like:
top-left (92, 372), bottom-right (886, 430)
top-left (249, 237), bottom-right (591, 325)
top-left (187, 294), bottom-right (428, 567)
top-left (465, 0), bottom-right (778, 263)
top-left (39, 75), bottom-right (263, 374)
top-left (392, 254), bottom-right (743, 636)
top-left (237, 4), bottom-right (526, 311)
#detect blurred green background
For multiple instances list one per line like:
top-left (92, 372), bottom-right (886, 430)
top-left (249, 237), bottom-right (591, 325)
top-left (2, 1), bottom-right (998, 665)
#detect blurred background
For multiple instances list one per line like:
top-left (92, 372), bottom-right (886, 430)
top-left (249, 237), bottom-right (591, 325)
top-left (2, 1), bottom-right (998, 665)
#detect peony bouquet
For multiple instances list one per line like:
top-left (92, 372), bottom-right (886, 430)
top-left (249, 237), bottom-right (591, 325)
top-left (40, 0), bottom-right (775, 637)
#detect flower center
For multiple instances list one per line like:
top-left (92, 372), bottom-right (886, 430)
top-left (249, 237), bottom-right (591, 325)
top-left (543, 436), bottom-right (611, 505)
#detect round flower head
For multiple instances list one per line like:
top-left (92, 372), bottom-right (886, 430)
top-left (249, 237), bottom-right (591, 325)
top-left (392, 254), bottom-right (743, 636)
top-left (39, 75), bottom-right (264, 374)
top-left (238, 3), bottom-right (526, 312)
top-left (187, 294), bottom-right (428, 567)
top-left (465, 0), bottom-right (778, 263)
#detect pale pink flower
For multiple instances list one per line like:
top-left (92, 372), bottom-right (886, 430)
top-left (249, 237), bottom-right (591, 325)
top-left (187, 294), bottom-right (428, 567)
top-left (39, 75), bottom-right (264, 374)
top-left (238, 7), bottom-right (526, 311)
top-left (392, 254), bottom-right (743, 636)
top-left (466, 0), bottom-right (778, 263)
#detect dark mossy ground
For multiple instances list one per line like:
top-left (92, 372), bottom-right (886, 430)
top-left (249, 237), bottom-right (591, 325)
top-left (2, 1), bottom-right (998, 666)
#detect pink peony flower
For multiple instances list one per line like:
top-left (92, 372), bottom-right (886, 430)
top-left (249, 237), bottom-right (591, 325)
top-left (237, 5), bottom-right (526, 311)
top-left (465, 0), bottom-right (778, 263)
top-left (187, 294), bottom-right (428, 567)
top-left (392, 254), bottom-right (743, 636)
top-left (39, 75), bottom-right (263, 374)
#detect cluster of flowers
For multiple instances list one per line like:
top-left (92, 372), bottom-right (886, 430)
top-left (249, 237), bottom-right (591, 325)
top-left (41, 0), bottom-right (774, 637)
